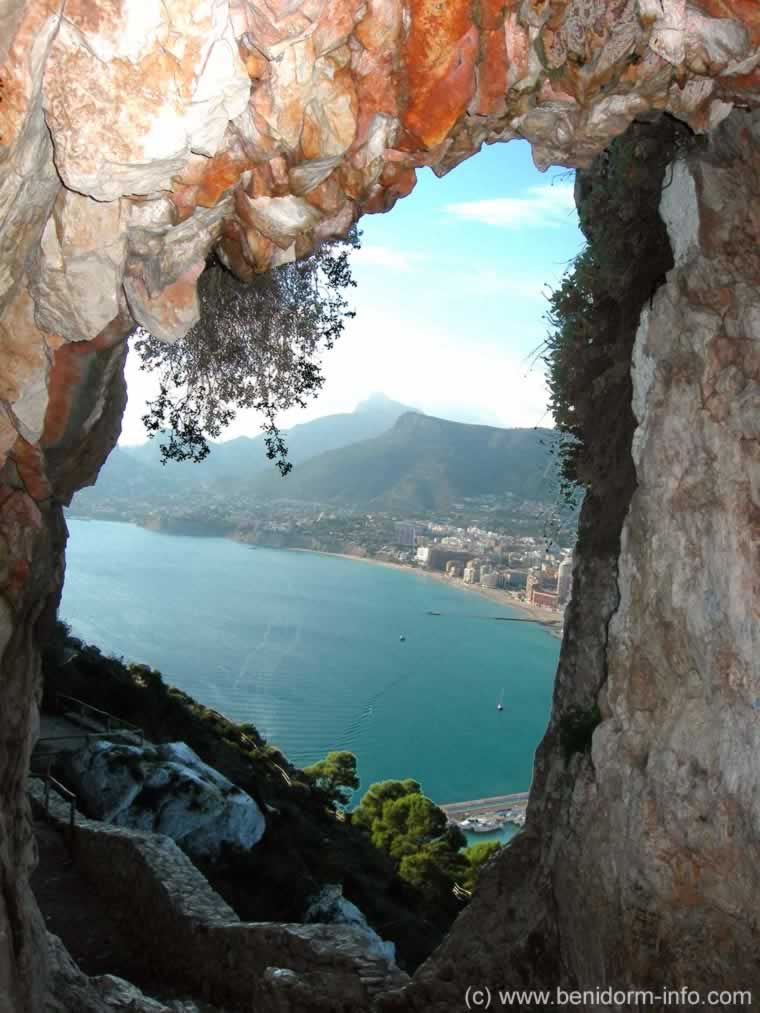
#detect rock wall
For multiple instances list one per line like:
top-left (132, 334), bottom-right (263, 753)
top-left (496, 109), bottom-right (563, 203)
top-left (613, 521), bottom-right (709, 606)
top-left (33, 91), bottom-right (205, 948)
top-left (29, 780), bottom-right (408, 1010)
top-left (0, 2), bottom-right (759, 1010)
top-left (379, 109), bottom-right (760, 1012)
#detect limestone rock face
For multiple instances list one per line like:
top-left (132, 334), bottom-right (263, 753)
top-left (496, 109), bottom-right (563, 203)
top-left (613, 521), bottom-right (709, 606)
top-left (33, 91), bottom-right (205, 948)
top-left (1, 0), bottom-right (758, 359)
top-left (45, 932), bottom-right (228, 1012)
top-left (377, 109), bottom-right (760, 1012)
top-left (64, 740), bottom-right (266, 860)
top-left (0, 2), bottom-right (759, 1010)
top-left (305, 885), bottom-right (397, 964)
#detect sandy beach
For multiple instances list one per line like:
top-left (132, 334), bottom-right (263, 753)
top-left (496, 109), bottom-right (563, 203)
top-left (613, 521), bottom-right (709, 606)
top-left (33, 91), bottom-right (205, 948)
top-left (287, 547), bottom-right (564, 638)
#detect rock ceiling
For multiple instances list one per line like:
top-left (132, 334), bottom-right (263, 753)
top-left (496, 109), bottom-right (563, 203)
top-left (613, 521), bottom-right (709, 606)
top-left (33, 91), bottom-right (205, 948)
top-left (1, 0), bottom-right (759, 370)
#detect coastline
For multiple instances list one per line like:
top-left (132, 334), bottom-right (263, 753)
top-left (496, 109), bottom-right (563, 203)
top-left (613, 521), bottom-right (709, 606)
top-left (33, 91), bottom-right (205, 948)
top-left (68, 516), bottom-right (564, 639)
top-left (286, 547), bottom-right (564, 638)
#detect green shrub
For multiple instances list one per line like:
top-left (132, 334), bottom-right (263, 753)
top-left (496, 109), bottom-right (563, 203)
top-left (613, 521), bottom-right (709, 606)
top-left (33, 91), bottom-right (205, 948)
top-left (541, 118), bottom-right (695, 495)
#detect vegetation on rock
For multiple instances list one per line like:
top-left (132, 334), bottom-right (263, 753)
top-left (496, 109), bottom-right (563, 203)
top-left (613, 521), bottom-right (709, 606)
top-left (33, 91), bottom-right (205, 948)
top-left (304, 750), bottom-right (359, 805)
top-left (540, 117), bottom-right (696, 527)
top-left (43, 622), bottom-right (461, 969)
top-left (536, 115), bottom-right (696, 780)
top-left (461, 841), bottom-right (501, 892)
top-left (246, 413), bottom-right (558, 512)
top-left (352, 779), bottom-right (496, 906)
top-left (136, 228), bottom-right (359, 475)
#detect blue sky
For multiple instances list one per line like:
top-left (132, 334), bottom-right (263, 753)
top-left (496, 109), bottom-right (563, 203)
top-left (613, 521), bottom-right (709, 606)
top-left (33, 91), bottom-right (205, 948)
top-left (120, 140), bottom-right (584, 443)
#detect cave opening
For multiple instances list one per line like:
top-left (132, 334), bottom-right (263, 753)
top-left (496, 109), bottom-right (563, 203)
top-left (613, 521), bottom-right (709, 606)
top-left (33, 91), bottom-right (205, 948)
top-left (1, 1), bottom-right (758, 1005)
top-left (51, 137), bottom-right (587, 974)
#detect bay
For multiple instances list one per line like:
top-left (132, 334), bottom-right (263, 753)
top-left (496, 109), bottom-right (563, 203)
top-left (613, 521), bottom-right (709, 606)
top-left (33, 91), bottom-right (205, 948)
top-left (61, 519), bottom-right (559, 806)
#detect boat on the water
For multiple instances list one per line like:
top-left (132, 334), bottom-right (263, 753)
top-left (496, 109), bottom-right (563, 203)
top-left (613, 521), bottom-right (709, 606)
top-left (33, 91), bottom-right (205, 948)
top-left (497, 687), bottom-right (504, 712)
top-left (399, 634), bottom-right (406, 642)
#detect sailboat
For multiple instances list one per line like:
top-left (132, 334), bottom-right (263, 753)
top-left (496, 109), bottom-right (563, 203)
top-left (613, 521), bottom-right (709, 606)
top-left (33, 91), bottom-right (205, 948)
top-left (497, 688), bottom-right (504, 712)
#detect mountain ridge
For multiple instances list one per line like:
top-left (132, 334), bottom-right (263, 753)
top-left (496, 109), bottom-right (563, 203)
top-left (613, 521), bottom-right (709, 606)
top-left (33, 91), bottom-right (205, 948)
top-left (119, 393), bottom-right (418, 483)
top-left (72, 397), bottom-right (559, 515)
top-left (244, 412), bottom-right (557, 512)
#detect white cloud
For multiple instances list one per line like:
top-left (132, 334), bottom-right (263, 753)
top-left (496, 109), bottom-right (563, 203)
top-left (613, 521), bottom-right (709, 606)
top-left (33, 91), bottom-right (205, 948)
top-left (445, 181), bottom-right (576, 229)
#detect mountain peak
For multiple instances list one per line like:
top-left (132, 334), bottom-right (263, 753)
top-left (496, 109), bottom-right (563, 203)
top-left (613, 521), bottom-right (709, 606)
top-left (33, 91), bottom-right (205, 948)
top-left (353, 392), bottom-right (418, 416)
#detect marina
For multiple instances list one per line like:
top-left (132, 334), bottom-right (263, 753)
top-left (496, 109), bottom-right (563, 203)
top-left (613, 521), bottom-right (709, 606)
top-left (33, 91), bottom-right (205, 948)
top-left (440, 791), bottom-right (530, 834)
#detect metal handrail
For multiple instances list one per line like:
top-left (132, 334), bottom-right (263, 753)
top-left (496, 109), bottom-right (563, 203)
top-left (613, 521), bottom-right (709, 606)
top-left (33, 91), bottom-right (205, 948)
top-left (43, 774), bottom-right (76, 833)
top-left (273, 763), bottom-right (292, 787)
top-left (56, 693), bottom-right (144, 744)
top-left (32, 728), bottom-right (142, 762)
top-left (33, 758), bottom-right (77, 852)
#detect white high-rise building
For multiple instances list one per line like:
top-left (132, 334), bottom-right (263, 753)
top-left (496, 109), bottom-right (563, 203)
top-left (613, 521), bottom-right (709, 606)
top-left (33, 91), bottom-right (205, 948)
top-left (557, 556), bottom-right (573, 603)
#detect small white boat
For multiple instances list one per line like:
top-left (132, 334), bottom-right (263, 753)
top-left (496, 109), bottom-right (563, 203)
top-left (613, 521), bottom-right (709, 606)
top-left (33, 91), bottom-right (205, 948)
top-left (399, 635), bottom-right (406, 642)
top-left (497, 687), bottom-right (504, 712)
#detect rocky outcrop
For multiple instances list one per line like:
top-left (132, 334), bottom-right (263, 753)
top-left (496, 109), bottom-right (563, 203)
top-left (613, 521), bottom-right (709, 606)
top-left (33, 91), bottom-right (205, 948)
top-left (305, 885), bottom-right (396, 965)
top-left (63, 740), bottom-right (266, 861)
top-left (0, 2), bottom-right (759, 1011)
top-left (30, 780), bottom-right (409, 1011)
top-left (378, 108), bottom-right (760, 1012)
top-left (45, 932), bottom-right (229, 1013)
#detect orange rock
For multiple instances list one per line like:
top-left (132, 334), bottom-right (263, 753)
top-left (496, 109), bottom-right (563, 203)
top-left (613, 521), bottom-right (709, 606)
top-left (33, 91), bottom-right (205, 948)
top-left (0, 0), bottom-right (61, 150)
top-left (477, 29), bottom-right (508, 115)
top-left (245, 164), bottom-right (275, 200)
top-left (170, 187), bottom-right (200, 223)
top-left (242, 228), bottom-right (276, 273)
top-left (123, 264), bottom-right (204, 344)
top-left (353, 48), bottom-right (401, 124)
top-left (305, 177), bottom-right (346, 216)
top-left (336, 162), bottom-right (367, 201)
top-left (239, 42), bottom-right (270, 81)
top-left (195, 154), bottom-right (255, 210)
top-left (219, 222), bottom-right (257, 281)
top-left (355, 0), bottom-right (403, 51)
top-left (311, 0), bottom-right (361, 58)
top-left (479, 0), bottom-right (509, 31)
top-left (717, 64), bottom-right (760, 101)
top-left (403, 0), bottom-right (479, 148)
top-left (10, 439), bottom-right (50, 503)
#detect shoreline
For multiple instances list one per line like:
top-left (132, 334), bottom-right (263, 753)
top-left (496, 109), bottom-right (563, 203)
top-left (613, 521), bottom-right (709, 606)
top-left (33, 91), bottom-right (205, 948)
top-left (69, 517), bottom-right (564, 639)
top-left (286, 547), bottom-right (564, 638)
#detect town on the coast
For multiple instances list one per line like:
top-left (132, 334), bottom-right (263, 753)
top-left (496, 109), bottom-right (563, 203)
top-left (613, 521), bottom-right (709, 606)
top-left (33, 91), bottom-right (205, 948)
top-left (71, 488), bottom-right (576, 633)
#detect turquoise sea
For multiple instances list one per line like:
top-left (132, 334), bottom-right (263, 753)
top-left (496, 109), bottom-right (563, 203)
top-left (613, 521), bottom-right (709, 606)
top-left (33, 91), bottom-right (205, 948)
top-left (61, 519), bottom-right (559, 807)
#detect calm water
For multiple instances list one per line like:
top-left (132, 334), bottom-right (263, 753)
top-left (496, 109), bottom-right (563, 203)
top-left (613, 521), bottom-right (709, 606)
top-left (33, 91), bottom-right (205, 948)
top-left (464, 825), bottom-right (518, 848)
top-left (61, 519), bottom-right (559, 805)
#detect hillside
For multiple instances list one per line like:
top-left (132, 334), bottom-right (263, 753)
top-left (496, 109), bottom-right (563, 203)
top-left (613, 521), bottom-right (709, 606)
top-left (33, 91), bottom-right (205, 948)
top-left (246, 413), bottom-right (557, 511)
top-left (72, 393), bottom-right (417, 509)
top-left (73, 446), bottom-right (176, 502)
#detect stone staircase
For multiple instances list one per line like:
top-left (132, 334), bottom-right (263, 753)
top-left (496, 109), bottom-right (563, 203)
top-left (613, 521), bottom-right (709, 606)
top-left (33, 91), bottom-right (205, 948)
top-left (29, 779), bottom-right (410, 1012)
